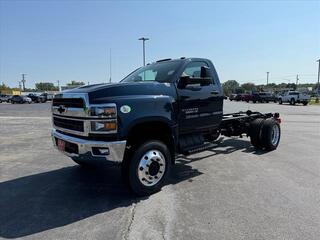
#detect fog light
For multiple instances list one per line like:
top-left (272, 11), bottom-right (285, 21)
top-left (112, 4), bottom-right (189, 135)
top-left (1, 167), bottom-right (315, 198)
top-left (92, 147), bottom-right (110, 156)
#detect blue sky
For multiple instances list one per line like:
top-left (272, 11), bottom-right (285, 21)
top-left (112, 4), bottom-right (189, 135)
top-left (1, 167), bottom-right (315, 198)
top-left (0, 0), bottom-right (319, 88)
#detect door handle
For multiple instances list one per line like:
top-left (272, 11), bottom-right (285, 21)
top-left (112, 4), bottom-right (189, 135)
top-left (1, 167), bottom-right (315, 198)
top-left (211, 90), bottom-right (219, 95)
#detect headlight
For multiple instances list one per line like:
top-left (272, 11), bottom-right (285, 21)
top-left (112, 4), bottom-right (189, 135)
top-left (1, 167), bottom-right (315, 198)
top-left (90, 105), bottom-right (117, 118)
top-left (91, 120), bottom-right (117, 132)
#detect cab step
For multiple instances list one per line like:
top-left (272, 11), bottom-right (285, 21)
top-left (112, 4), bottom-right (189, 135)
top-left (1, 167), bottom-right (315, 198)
top-left (185, 142), bottom-right (218, 155)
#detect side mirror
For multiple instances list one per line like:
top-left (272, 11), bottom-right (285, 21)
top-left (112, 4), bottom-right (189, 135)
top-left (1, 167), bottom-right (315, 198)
top-left (178, 75), bottom-right (191, 88)
top-left (200, 66), bottom-right (210, 78)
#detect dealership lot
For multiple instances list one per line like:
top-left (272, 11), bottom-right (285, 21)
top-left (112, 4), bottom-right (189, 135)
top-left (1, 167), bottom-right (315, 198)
top-left (0, 101), bottom-right (319, 240)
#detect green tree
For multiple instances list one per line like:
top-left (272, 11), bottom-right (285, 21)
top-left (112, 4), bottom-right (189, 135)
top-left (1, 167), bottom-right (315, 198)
top-left (241, 82), bottom-right (256, 92)
top-left (222, 80), bottom-right (240, 95)
top-left (0, 83), bottom-right (10, 91)
top-left (67, 80), bottom-right (85, 86)
top-left (35, 82), bottom-right (58, 91)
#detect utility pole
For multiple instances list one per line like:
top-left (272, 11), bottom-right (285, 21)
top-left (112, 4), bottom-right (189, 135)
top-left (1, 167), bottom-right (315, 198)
top-left (317, 59), bottom-right (320, 92)
top-left (109, 48), bottom-right (112, 83)
top-left (296, 74), bottom-right (299, 85)
top-left (57, 80), bottom-right (60, 91)
top-left (138, 37), bottom-right (149, 66)
top-left (266, 72), bottom-right (269, 85)
top-left (21, 74), bottom-right (27, 91)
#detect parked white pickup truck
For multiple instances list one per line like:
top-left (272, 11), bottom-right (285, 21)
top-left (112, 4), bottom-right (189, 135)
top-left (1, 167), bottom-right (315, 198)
top-left (278, 91), bottom-right (310, 105)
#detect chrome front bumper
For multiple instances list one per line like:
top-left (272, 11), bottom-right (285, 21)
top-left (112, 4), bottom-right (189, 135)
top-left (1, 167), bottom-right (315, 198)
top-left (51, 129), bottom-right (126, 163)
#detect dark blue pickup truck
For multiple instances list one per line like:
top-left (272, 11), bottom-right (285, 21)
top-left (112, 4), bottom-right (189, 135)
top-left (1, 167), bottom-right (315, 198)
top-left (51, 58), bottom-right (281, 195)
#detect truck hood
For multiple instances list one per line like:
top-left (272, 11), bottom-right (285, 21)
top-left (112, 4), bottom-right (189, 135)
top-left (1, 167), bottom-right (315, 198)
top-left (64, 82), bottom-right (176, 104)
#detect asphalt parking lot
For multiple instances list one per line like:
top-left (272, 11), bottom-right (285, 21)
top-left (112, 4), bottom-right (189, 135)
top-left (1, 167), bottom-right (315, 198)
top-left (0, 101), bottom-right (319, 240)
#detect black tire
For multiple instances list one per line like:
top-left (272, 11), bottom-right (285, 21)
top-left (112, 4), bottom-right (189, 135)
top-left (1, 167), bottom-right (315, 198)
top-left (290, 98), bottom-right (295, 105)
top-left (205, 130), bottom-right (220, 142)
top-left (303, 101), bottom-right (308, 106)
top-left (249, 118), bottom-right (264, 149)
top-left (279, 98), bottom-right (282, 104)
top-left (253, 100), bottom-right (256, 103)
top-left (0, 100), bottom-right (2, 103)
top-left (266, 100), bottom-right (269, 103)
top-left (260, 118), bottom-right (281, 151)
top-left (125, 140), bottom-right (171, 196)
top-left (71, 158), bottom-right (90, 167)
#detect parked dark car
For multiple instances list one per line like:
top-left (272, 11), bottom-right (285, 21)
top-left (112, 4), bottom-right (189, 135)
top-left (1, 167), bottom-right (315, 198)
top-left (11, 95), bottom-right (32, 104)
top-left (27, 93), bottom-right (46, 103)
top-left (0, 94), bottom-right (12, 103)
top-left (252, 92), bottom-right (276, 103)
top-left (40, 92), bottom-right (53, 101)
top-left (229, 93), bottom-right (242, 101)
top-left (241, 93), bottom-right (252, 102)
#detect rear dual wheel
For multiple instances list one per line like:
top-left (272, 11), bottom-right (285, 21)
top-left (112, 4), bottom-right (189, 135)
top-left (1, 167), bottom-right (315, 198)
top-left (249, 118), bottom-right (281, 151)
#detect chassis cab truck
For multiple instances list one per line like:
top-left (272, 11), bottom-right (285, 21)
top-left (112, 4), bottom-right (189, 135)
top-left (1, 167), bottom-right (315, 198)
top-left (52, 58), bottom-right (281, 195)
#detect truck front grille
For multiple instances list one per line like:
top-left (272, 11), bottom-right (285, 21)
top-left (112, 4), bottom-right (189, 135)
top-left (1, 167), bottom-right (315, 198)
top-left (53, 117), bottom-right (84, 132)
top-left (52, 98), bottom-right (84, 108)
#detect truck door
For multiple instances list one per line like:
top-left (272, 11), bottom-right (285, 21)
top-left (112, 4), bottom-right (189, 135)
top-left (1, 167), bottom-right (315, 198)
top-left (176, 61), bottom-right (223, 134)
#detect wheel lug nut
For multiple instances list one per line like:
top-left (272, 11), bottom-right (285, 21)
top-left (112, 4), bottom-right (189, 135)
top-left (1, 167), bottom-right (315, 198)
top-left (145, 172), bottom-right (149, 175)
top-left (139, 167), bottom-right (143, 171)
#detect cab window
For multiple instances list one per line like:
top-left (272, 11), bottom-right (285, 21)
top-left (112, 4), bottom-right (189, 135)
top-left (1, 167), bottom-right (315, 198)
top-left (181, 61), bottom-right (213, 83)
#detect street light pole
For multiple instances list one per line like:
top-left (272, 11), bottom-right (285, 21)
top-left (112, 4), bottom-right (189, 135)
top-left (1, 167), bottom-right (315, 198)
top-left (317, 59), bottom-right (320, 91)
top-left (266, 72), bottom-right (269, 86)
top-left (138, 37), bottom-right (149, 66)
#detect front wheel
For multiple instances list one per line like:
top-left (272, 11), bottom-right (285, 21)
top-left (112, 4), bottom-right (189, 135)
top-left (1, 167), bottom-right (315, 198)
top-left (290, 98), bottom-right (296, 105)
top-left (278, 99), bottom-right (282, 104)
top-left (125, 140), bottom-right (171, 196)
top-left (303, 101), bottom-right (308, 106)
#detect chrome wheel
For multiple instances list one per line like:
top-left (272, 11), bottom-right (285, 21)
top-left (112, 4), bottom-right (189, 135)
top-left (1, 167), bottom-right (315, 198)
top-left (137, 149), bottom-right (166, 187)
top-left (271, 125), bottom-right (280, 146)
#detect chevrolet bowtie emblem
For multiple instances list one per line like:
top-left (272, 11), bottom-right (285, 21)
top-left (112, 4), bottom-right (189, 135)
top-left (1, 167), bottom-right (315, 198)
top-left (57, 105), bottom-right (66, 114)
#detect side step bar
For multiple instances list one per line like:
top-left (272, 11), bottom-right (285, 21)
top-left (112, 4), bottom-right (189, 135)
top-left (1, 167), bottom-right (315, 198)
top-left (185, 142), bottom-right (218, 155)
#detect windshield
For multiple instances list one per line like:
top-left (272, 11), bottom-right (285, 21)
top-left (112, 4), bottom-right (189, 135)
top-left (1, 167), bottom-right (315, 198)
top-left (122, 60), bottom-right (183, 83)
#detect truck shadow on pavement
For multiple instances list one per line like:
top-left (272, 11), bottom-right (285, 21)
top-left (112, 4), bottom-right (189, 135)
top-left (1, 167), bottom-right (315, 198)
top-left (0, 138), bottom-right (264, 238)
top-left (0, 160), bottom-right (201, 238)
